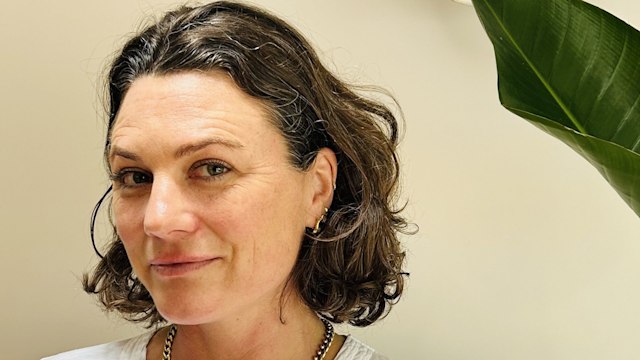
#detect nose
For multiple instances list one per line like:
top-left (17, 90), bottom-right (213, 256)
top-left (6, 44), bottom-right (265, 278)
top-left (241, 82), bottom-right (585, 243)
top-left (143, 176), bottom-right (197, 240)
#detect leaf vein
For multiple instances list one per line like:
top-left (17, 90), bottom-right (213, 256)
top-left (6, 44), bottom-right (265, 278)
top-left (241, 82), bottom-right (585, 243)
top-left (481, 0), bottom-right (587, 134)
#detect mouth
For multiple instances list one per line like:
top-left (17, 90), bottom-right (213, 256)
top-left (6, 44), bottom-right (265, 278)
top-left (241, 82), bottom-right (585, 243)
top-left (150, 258), bottom-right (219, 277)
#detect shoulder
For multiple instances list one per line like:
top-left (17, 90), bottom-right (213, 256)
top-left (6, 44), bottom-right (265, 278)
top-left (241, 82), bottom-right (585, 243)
top-left (335, 336), bottom-right (390, 360)
top-left (41, 331), bottom-right (155, 360)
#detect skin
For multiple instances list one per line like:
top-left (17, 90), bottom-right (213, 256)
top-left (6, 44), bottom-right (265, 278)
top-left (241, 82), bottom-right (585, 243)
top-left (109, 71), bottom-right (344, 359)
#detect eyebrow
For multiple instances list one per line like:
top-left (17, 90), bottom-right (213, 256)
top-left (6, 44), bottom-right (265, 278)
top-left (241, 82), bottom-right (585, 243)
top-left (109, 137), bottom-right (244, 162)
top-left (174, 137), bottom-right (243, 158)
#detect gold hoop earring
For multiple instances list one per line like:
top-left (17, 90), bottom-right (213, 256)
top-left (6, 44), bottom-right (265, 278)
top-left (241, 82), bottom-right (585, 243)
top-left (312, 207), bottom-right (329, 235)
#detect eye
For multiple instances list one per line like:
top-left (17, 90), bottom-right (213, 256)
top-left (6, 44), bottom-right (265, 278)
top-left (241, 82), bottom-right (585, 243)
top-left (110, 169), bottom-right (152, 187)
top-left (192, 160), bottom-right (230, 179)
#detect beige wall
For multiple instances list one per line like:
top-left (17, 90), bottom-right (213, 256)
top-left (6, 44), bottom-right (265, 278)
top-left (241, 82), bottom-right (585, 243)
top-left (2, 0), bottom-right (639, 359)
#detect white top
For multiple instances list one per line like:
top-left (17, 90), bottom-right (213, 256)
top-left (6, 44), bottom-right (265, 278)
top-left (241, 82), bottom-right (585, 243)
top-left (42, 331), bottom-right (389, 360)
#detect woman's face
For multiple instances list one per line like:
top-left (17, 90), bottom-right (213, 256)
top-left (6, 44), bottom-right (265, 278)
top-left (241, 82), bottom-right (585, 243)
top-left (109, 71), bottom-right (319, 324)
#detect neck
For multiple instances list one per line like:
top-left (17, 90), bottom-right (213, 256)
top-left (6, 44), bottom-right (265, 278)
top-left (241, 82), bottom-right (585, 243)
top-left (162, 295), bottom-right (327, 360)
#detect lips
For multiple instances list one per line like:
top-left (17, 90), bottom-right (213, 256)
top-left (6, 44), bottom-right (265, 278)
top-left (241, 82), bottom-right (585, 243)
top-left (150, 257), bottom-right (220, 277)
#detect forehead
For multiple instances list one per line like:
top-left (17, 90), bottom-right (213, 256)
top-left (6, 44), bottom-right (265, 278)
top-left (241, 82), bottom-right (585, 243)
top-left (110, 71), bottom-right (281, 155)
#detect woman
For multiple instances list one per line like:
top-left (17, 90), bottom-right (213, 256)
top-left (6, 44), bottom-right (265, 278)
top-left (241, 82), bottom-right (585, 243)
top-left (44, 1), bottom-right (409, 359)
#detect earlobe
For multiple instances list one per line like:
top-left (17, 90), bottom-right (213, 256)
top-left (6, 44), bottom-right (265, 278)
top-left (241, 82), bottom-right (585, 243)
top-left (305, 148), bottom-right (338, 229)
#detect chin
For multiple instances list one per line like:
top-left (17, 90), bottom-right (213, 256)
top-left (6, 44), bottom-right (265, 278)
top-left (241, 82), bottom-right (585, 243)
top-left (157, 304), bottom-right (219, 325)
top-left (152, 293), bottom-right (223, 325)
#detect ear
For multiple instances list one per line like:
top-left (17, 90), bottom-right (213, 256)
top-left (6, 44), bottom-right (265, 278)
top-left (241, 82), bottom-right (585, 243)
top-left (305, 147), bottom-right (338, 229)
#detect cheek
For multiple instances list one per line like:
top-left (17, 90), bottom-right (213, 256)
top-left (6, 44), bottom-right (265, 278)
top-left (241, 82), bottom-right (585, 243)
top-left (112, 196), bottom-right (145, 245)
top-left (216, 185), bottom-right (305, 261)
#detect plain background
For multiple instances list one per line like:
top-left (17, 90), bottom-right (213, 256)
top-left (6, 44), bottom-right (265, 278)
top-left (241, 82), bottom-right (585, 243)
top-left (2, 0), bottom-right (640, 359)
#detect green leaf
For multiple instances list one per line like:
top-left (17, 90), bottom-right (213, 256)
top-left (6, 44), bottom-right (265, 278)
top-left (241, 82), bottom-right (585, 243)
top-left (471, 0), bottom-right (640, 217)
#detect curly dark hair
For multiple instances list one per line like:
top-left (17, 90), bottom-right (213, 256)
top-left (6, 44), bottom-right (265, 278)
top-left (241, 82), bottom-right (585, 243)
top-left (84, 0), bottom-right (412, 327)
